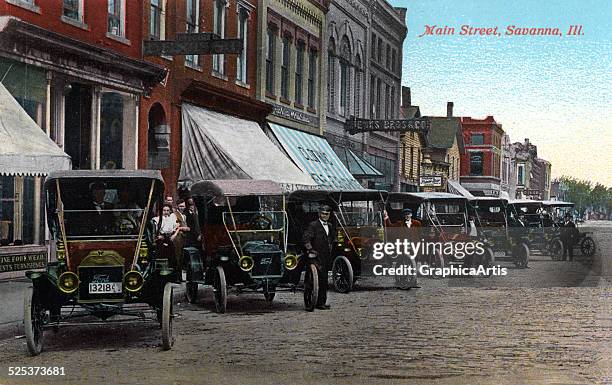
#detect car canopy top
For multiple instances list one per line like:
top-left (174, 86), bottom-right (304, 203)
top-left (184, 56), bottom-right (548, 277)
top-left (287, 189), bottom-right (386, 204)
top-left (539, 200), bottom-right (574, 208)
top-left (190, 179), bottom-right (284, 198)
top-left (388, 192), bottom-right (467, 203)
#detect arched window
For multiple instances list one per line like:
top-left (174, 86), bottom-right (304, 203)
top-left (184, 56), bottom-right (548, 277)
top-left (354, 54), bottom-right (361, 118)
top-left (339, 36), bottom-right (351, 117)
top-left (327, 38), bottom-right (336, 113)
top-left (147, 103), bottom-right (169, 169)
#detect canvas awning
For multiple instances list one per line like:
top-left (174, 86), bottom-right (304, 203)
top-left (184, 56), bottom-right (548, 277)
top-left (178, 103), bottom-right (316, 189)
top-left (268, 123), bottom-right (363, 191)
top-left (335, 147), bottom-right (384, 178)
top-left (447, 180), bottom-right (475, 199)
top-left (0, 82), bottom-right (71, 176)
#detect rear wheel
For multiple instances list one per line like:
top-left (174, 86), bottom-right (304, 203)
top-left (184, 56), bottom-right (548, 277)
top-left (303, 263), bottom-right (319, 312)
top-left (332, 256), bottom-right (353, 293)
top-left (481, 247), bottom-right (494, 277)
top-left (580, 236), bottom-right (596, 257)
top-left (161, 283), bottom-right (174, 350)
top-left (24, 286), bottom-right (44, 356)
top-left (549, 239), bottom-right (564, 260)
top-left (213, 266), bottom-right (227, 313)
top-left (513, 243), bottom-right (530, 268)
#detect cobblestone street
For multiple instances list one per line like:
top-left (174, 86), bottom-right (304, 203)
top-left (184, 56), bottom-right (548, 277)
top-left (0, 224), bottom-right (610, 384)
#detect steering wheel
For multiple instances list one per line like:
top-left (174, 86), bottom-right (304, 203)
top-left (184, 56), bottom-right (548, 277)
top-left (115, 215), bottom-right (138, 235)
top-left (250, 214), bottom-right (273, 230)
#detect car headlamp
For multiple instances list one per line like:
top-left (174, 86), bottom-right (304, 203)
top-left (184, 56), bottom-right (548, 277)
top-left (284, 254), bottom-right (298, 270)
top-left (239, 255), bottom-right (254, 271)
top-left (58, 271), bottom-right (79, 293)
top-left (123, 270), bottom-right (144, 292)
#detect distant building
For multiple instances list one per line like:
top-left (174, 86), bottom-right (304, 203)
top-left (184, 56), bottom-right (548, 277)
top-left (507, 138), bottom-right (552, 199)
top-left (459, 116), bottom-right (504, 197)
top-left (398, 87), bottom-right (425, 192)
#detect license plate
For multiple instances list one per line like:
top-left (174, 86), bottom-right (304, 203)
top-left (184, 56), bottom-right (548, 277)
top-left (88, 282), bottom-right (122, 294)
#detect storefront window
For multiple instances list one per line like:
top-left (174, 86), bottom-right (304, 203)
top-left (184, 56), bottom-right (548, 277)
top-left (470, 152), bottom-right (483, 176)
top-left (100, 91), bottom-right (137, 170)
top-left (0, 57), bottom-right (47, 131)
top-left (0, 176), bottom-right (44, 246)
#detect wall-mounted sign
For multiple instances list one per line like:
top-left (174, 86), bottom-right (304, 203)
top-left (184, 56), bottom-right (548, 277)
top-left (271, 104), bottom-right (319, 127)
top-left (345, 117), bottom-right (429, 135)
top-left (144, 34), bottom-right (242, 56)
top-left (0, 251), bottom-right (46, 273)
top-left (419, 175), bottom-right (443, 187)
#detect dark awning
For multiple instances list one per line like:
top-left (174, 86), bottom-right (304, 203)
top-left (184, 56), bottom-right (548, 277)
top-left (335, 147), bottom-right (384, 178)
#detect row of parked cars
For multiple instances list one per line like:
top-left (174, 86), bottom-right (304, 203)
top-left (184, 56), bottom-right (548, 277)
top-left (22, 170), bottom-right (596, 355)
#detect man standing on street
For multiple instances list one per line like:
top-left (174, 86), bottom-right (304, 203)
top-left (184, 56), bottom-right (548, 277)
top-left (561, 212), bottom-right (578, 261)
top-left (303, 205), bottom-right (337, 310)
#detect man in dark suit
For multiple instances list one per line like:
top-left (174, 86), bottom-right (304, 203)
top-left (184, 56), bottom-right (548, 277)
top-left (87, 182), bottom-right (114, 234)
top-left (560, 212), bottom-right (578, 261)
top-left (303, 204), bottom-right (337, 310)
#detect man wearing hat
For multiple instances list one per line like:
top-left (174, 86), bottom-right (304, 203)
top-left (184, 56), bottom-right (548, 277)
top-left (560, 212), bottom-right (578, 261)
top-left (303, 204), bottom-right (337, 310)
top-left (384, 208), bottom-right (421, 228)
top-left (88, 182), bottom-right (114, 234)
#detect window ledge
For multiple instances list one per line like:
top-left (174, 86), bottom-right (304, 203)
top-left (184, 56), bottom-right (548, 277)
top-left (235, 80), bottom-right (250, 89)
top-left (211, 71), bottom-right (228, 81)
top-left (266, 91), bottom-right (277, 100)
top-left (106, 32), bottom-right (131, 46)
top-left (307, 107), bottom-right (317, 114)
top-left (279, 97), bottom-right (291, 106)
top-left (186, 62), bottom-right (203, 72)
top-left (61, 16), bottom-right (89, 31)
top-left (294, 102), bottom-right (304, 110)
top-left (6, 0), bottom-right (40, 14)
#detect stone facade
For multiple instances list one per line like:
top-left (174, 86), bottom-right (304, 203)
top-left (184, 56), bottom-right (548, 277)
top-left (507, 138), bottom-right (552, 200)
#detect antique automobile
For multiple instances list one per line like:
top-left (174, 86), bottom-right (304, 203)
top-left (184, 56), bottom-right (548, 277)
top-left (386, 192), bottom-right (479, 276)
top-left (183, 180), bottom-right (319, 312)
top-left (507, 199), bottom-right (555, 259)
top-left (468, 196), bottom-right (530, 268)
top-left (286, 189), bottom-right (410, 292)
top-left (539, 200), bottom-right (596, 259)
top-left (24, 170), bottom-right (175, 356)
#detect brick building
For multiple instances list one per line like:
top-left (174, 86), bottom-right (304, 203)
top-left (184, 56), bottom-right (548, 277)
top-left (459, 115), bottom-right (504, 197)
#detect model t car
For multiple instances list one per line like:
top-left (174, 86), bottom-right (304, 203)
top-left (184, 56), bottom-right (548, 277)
top-left (386, 192), bottom-right (480, 276)
top-left (468, 196), bottom-right (530, 268)
top-left (539, 200), bottom-right (596, 259)
top-left (24, 170), bottom-right (176, 356)
top-left (507, 199), bottom-right (559, 258)
top-left (183, 180), bottom-right (319, 312)
top-left (286, 189), bottom-right (413, 292)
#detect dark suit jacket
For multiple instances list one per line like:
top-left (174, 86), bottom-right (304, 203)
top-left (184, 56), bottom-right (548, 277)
top-left (303, 219), bottom-right (337, 267)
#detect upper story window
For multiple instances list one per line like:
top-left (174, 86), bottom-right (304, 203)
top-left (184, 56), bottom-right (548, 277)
top-left (295, 42), bottom-right (305, 105)
top-left (107, 0), bottom-right (125, 36)
top-left (391, 49), bottom-right (397, 73)
top-left (338, 37), bottom-right (351, 117)
top-left (354, 55), bottom-right (361, 118)
top-left (370, 33), bottom-right (376, 59)
top-left (185, 0), bottom-right (199, 66)
top-left (307, 50), bottom-right (317, 109)
top-left (386, 44), bottom-right (391, 68)
top-left (517, 163), bottom-right (525, 185)
top-left (63, 0), bottom-right (83, 22)
top-left (150, 0), bottom-right (163, 40)
top-left (370, 75), bottom-right (375, 118)
top-left (377, 37), bottom-right (383, 62)
top-left (327, 39), bottom-right (336, 113)
top-left (265, 26), bottom-right (276, 95)
top-left (471, 133), bottom-right (484, 145)
top-left (280, 36), bottom-right (291, 100)
top-left (213, 0), bottom-right (227, 75)
top-left (236, 6), bottom-right (249, 83)
top-left (470, 152), bottom-right (483, 176)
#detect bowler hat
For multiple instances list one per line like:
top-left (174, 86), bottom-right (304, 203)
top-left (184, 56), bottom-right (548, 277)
top-left (319, 204), bottom-right (332, 213)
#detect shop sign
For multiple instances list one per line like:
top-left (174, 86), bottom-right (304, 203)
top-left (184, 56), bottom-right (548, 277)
top-left (144, 37), bottom-right (242, 56)
top-left (271, 103), bottom-right (319, 127)
top-left (420, 175), bottom-right (443, 187)
top-left (345, 117), bottom-right (429, 135)
top-left (0, 251), bottom-right (46, 273)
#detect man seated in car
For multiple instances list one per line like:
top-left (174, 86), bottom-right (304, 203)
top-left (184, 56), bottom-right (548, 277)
top-left (87, 182), bottom-right (114, 234)
top-left (384, 208), bottom-right (421, 228)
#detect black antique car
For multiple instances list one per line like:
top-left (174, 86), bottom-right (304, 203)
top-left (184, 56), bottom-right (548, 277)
top-left (468, 196), bottom-right (530, 268)
top-left (286, 189), bottom-right (409, 292)
top-left (24, 170), bottom-right (175, 356)
top-left (183, 180), bottom-right (319, 312)
top-left (386, 192), bottom-right (477, 276)
top-left (507, 199), bottom-right (555, 259)
top-left (539, 200), bottom-right (596, 259)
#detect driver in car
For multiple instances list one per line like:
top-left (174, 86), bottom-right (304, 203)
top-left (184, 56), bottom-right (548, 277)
top-left (88, 182), bottom-right (114, 234)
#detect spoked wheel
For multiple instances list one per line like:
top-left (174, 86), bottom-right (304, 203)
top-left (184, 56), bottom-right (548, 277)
top-left (185, 282), bottom-right (199, 304)
top-left (428, 252), bottom-right (445, 279)
top-left (395, 257), bottom-right (418, 289)
top-left (161, 283), bottom-right (174, 350)
top-left (580, 236), bottom-right (596, 257)
top-left (481, 247), bottom-right (495, 277)
top-left (24, 286), bottom-right (44, 356)
top-left (513, 243), bottom-right (530, 268)
top-left (303, 263), bottom-right (319, 312)
top-left (263, 291), bottom-right (276, 303)
top-left (549, 239), bottom-right (564, 261)
top-left (212, 266), bottom-right (227, 313)
top-left (332, 256), bottom-right (354, 293)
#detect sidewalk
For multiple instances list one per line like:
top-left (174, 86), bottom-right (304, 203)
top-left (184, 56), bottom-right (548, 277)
top-left (0, 277), bottom-right (30, 340)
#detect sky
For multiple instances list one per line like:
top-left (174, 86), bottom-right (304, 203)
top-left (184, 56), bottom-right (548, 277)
top-left (392, 0), bottom-right (611, 186)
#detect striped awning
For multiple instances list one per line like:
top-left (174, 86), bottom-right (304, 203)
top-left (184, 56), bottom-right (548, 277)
top-left (268, 123), bottom-right (363, 191)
